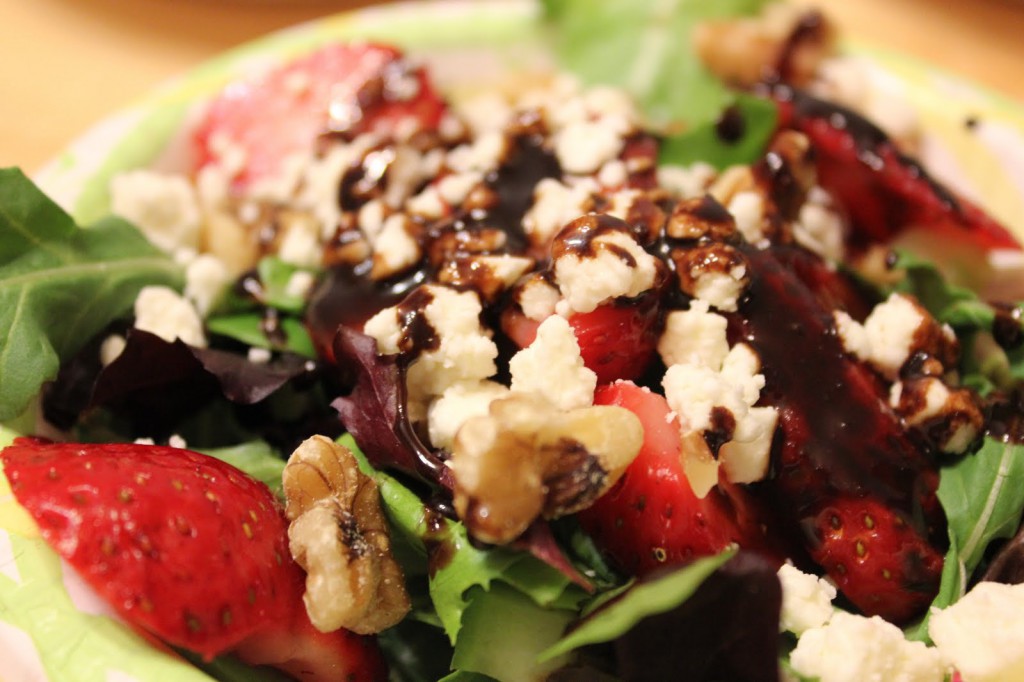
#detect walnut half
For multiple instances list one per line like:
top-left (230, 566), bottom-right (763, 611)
top-left (283, 435), bottom-right (410, 635)
top-left (450, 394), bottom-right (644, 544)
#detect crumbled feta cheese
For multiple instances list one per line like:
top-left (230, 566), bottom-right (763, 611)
top-left (447, 131), bottom-right (507, 174)
top-left (523, 177), bottom-right (597, 244)
top-left (100, 334), bottom-right (127, 366)
top-left (553, 119), bottom-right (625, 175)
top-left (437, 171), bottom-right (482, 206)
top-left (297, 138), bottom-right (369, 234)
top-left (428, 380), bottom-right (511, 451)
top-left (284, 270), bottom-right (316, 300)
top-left (657, 300), bottom-right (730, 370)
top-left (357, 199), bottom-right (387, 241)
top-left (364, 285), bottom-right (498, 405)
top-left (509, 315), bottom-right (596, 411)
top-left (168, 434), bottom-right (188, 449)
top-left (794, 188), bottom-right (845, 262)
top-left (133, 286), bottom-right (206, 348)
top-left (406, 185), bottom-right (447, 219)
top-left (662, 342), bottom-right (775, 487)
top-left (184, 253), bottom-right (230, 317)
top-left (790, 612), bottom-right (945, 682)
top-left (597, 159), bottom-right (628, 188)
top-left (372, 214), bottom-right (421, 277)
top-left (728, 191), bottom-right (766, 245)
top-left (777, 563), bottom-right (836, 635)
top-left (691, 263), bottom-right (748, 312)
top-left (519, 277), bottom-right (561, 321)
top-left (553, 230), bottom-right (658, 315)
top-left (657, 163), bottom-right (716, 199)
top-left (247, 347), bottom-right (272, 364)
top-left (277, 212), bottom-right (322, 268)
top-left (110, 170), bottom-right (201, 253)
top-left (719, 405), bottom-right (777, 483)
top-left (835, 293), bottom-right (925, 378)
top-left (930, 581), bottom-right (1024, 682)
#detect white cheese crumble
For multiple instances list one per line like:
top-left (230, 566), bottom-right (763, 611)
top-left (553, 118), bottom-right (626, 175)
top-left (553, 230), bottom-right (658, 315)
top-left (777, 563), bottom-right (836, 635)
top-left (793, 187), bottom-right (845, 262)
top-left (834, 293), bottom-right (925, 378)
top-left (509, 315), bottom-right (596, 411)
top-left (691, 264), bottom-right (748, 312)
top-left (372, 214), bottom-right (421, 276)
top-left (789, 612), bottom-right (945, 682)
top-left (133, 285), bottom-right (206, 348)
top-left (657, 299), bottom-right (730, 371)
top-left (519, 276), bottom-right (561, 321)
top-left (661, 338), bottom-right (776, 490)
top-left (523, 177), bottom-right (597, 245)
top-left (184, 253), bottom-right (230, 317)
top-left (110, 170), bottom-right (201, 253)
top-left (929, 581), bottom-right (1024, 682)
top-left (364, 285), bottom-right (498, 406)
top-left (427, 380), bottom-right (511, 451)
top-left (657, 163), bottom-right (716, 199)
top-left (728, 190), bottom-right (767, 245)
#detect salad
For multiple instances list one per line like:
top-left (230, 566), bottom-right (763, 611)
top-left (3, 0), bottom-right (1024, 680)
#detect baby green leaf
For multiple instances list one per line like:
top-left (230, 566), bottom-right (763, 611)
top-left (0, 167), bottom-right (183, 420)
top-left (542, 0), bottom-right (770, 128)
top-left (939, 436), bottom-right (1024, 574)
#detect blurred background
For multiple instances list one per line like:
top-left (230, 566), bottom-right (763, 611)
top-left (2, 0), bottom-right (1023, 171)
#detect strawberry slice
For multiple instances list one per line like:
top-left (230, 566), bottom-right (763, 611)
top-left (736, 244), bottom-right (944, 623)
top-left (501, 299), bottom-right (662, 385)
top-left (193, 43), bottom-right (447, 190)
top-left (0, 438), bottom-right (386, 680)
top-left (768, 85), bottom-right (1024, 298)
top-left (576, 382), bottom-right (781, 575)
top-left (809, 496), bottom-right (944, 624)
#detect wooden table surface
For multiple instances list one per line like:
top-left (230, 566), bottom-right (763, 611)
top-left (2, 0), bottom-right (1023, 172)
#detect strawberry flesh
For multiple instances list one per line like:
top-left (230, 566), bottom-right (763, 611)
top-left (0, 438), bottom-right (386, 679)
top-left (731, 244), bottom-right (944, 622)
top-left (576, 382), bottom-right (782, 575)
top-left (192, 43), bottom-right (447, 191)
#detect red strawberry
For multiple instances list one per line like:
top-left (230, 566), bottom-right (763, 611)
top-left (769, 85), bottom-right (1024, 299)
top-left (501, 300), bottom-right (662, 385)
top-left (809, 496), bottom-right (944, 623)
top-left (576, 381), bottom-right (781, 575)
top-left (0, 438), bottom-right (386, 680)
top-left (736, 244), bottom-right (944, 623)
top-left (193, 43), bottom-right (447, 190)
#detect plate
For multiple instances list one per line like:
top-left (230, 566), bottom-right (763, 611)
top-left (8, 1), bottom-right (1024, 679)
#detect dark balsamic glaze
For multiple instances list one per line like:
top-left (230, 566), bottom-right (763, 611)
top-left (715, 105), bottom-right (746, 144)
top-left (552, 213), bottom-right (638, 263)
top-left (395, 286), bottom-right (440, 356)
top-left (733, 244), bottom-right (936, 529)
top-left (993, 304), bottom-right (1024, 351)
top-left (704, 407), bottom-right (736, 458)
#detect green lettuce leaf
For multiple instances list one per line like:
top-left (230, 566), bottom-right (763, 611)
top-left (198, 440), bottom-right (287, 501)
top-left (542, 0), bottom-right (770, 128)
top-left (659, 94), bottom-right (779, 169)
top-left (539, 550), bottom-right (733, 661)
top-left (0, 167), bottom-right (183, 420)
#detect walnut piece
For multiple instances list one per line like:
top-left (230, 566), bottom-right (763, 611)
top-left (283, 435), bottom-right (410, 635)
top-left (450, 394), bottom-right (643, 544)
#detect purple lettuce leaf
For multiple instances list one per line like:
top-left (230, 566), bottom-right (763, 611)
top-left (330, 325), bottom-right (451, 488)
